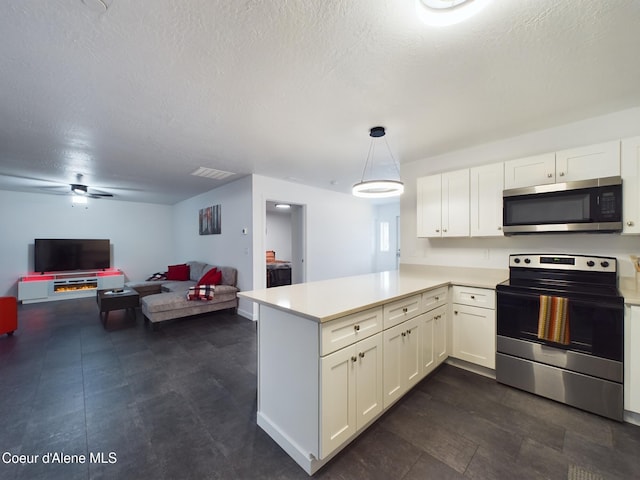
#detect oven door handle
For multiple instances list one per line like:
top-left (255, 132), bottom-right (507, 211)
top-left (497, 289), bottom-right (623, 310)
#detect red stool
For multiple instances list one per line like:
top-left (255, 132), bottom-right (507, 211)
top-left (0, 296), bottom-right (17, 336)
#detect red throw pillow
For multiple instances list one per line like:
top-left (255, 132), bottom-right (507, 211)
top-left (198, 267), bottom-right (222, 286)
top-left (167, 264), bottom-right (190, 281)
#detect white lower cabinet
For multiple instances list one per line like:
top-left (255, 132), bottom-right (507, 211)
top-left (434, 305), bottom-right (449, 365)
top-left (421, 304), bottom-right (448, 377)
top-left (320, 332), bottom-right (383, 458)
top-left (624, 306), bottom-right (640, 415)
top-left (383, 316), bottom-right (421, 408)
top-left (452, 286), bottom-right (496, 370)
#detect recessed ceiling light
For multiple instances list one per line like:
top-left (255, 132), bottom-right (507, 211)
top-left (416, 0), bottom-right (491, 27)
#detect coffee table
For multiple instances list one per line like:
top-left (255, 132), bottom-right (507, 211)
top-left (97, 289), bottom-right (139, 326)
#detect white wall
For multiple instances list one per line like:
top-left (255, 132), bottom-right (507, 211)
top-left (265, 210), bottom-right (292, 261)
top-left (171, 176), bottom-right (254, 318)
top-left (0, 190), bottom-right (174, 297)
top-left (250, 175), bottom-right (377, 318)
top-left (400, 107), bottom-right (640, 278)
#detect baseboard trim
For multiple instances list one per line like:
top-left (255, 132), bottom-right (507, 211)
top-left (237, 307), bottom-right (255, 320)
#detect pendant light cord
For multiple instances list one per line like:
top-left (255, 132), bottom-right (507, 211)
top-left (359, 136), bottom-right (401, 182)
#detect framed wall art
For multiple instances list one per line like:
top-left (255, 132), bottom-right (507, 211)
top-left (199, 204), bottom-right (221, 235)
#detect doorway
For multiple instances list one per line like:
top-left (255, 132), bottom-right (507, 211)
top-left (373, 201), bottom-right (401, 272)
top-left (265, 201), bottom-right (306, 287)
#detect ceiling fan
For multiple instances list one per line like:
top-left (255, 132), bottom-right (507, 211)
top-left (33, 174), bottom-right (116, 199)
top-left (69, 182), bottom-right (114, 198)
top-left (0, 172), bottom-right (144, 199)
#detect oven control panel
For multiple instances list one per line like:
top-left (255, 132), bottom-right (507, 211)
top-left (509, 254), bottom-right (617, 273)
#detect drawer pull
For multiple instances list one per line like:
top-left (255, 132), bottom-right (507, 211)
top-left (359, 352), bottom-right (365, 358)
top-left (454, 310), bottom-right (458, 315)
top-left (434, 296), bottom-right (439, 301)
top-left (401, 332), bottom-right (406, 337)
top-left (470, 295), bottom-right (475, 299)
top-left (406, 329), bottom-right (412, 335)
top-left (354, 324), bottom-right (360, 332)
top-left (402, 307), bottom-right (408, 313)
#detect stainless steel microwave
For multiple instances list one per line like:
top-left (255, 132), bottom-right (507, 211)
top-left (502, 176), bottom-right (622, 234)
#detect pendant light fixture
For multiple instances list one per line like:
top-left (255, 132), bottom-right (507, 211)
top-left (352, 126), bottom-right (404, 198)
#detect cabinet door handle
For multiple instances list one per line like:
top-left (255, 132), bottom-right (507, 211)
top-left (498, 226), bottom-right (502, 230)
top-left (401, 332), bottom-right (406, 337)
top-left (454, 310), bottom-right (458, 315)
top-left (547, 173), bottom-right (553, 178)
top-left (559, 172), bottom-right (565, 177)
top-left (627, 221), bottom-right (634, 227)
top-left (443, 229), bottom-right (447, 233)
top-left (351, 356), bottom-right (357, 362)
top-left (435, 229), bottom-right (440, 233)
top-left (359, 352), bottom-right (365, 359)
top-left (406, 329), bottom-right (412, 335)
top-left (354, 324), bottom-right (360, 332)
top-left (470, 295), bottom-right (475, 299)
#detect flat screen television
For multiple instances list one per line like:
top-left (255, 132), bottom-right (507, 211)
top-left (34, 239), bottom-right (111, 273)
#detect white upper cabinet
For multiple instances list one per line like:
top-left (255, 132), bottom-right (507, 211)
top-left (416, 175), bottom-right (442, 237)
top-left (621, 136), bottom-right (640, 234)
top-left (470, 163), bottom-right (504, 237)
top-left (442, 170), bottom-right (470, 237)
top-left (504, 141), bottom-right (620, 190)
top-left (504, 152), bottom-right (556, 189)
top-left (417, 169), bottom-right (469, 238)
top-left (555, 141), bottom-right (620, 182)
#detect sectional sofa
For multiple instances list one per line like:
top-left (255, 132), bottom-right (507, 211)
top-left (126, 261), bottom-right (239, 326)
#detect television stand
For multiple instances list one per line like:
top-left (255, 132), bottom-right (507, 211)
top-left (18, 269), bottom-right (124, 304)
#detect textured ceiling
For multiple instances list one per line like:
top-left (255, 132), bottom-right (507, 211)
top-left (1, 0), bottom-right (639, 204)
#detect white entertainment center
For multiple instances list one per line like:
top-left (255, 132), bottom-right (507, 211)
top-left (18, 269), bottom-right (125, 304)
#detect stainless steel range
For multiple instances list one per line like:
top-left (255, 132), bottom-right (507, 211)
top-left (496, 254), bottom-right (624, 421)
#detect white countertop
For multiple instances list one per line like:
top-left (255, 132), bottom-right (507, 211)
top-left (239, 265), bottom-right (508, 323)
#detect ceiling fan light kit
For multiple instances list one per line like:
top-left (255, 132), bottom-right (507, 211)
top-left (352, 126), bottom-right (404, 199)
top-left (71, 184), bottom-right (88, 195)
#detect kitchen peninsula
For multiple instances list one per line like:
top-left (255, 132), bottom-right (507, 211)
top-left (239, 265), bottom-right (507, 474)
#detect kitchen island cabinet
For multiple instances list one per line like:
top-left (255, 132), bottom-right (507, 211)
top-left (239, 267), bottom-right (506, 475)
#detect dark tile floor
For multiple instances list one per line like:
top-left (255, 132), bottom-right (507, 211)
top-left (1, 298), bottom-right (639, 479)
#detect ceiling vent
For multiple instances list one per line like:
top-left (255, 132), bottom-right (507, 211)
top-left (191, 167), bottom-right (235, 180)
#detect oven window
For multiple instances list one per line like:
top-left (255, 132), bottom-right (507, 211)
top-left (496, 291), bottom-right (622, 361)
top-left (504, 191), bottom-right (590, 225)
